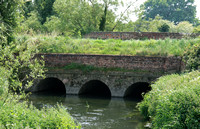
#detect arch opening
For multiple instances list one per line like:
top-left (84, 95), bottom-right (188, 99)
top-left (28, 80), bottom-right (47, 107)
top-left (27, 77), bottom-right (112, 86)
top-left (35, 77), bottom-right (66, 95)
top-left (124, 82), bottom-right (151, 100)
top-left (79, 80), bottom-right (111, 98)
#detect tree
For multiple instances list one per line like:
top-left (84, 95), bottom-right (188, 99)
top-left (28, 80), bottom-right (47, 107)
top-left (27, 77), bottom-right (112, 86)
top-left (175, 21), bottom-right (194, 33)
top-left (99, 4), bottom-right (108, 31)
top-left (21, 11), bottom-right (43, 33)
top-left (0, 0), bottom-right (45, 95)
top-left (51, 0), bottom-right (118, 35)
top-left (141, 0), bottom-right (196, 24)
top-left (98, 0), bottom-right (119, 31)
top-left (0, 0), bottom-right (23, 43)
top-left (132, 15), bottom-right (174, 32)
top-left (33, 0), bottom-right (55, 24)
top-left (52, 0), bottom-right (102, 35)
top-left (23, 0), bottom-right (34, 18)
top-left (158, 23), bottom-right (170, 32)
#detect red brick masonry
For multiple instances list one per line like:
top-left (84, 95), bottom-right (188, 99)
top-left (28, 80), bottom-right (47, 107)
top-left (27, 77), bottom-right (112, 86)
top-left (36, 53), bottom-right (184, 73)
top-left (84, 32), bottom-right (200, 40)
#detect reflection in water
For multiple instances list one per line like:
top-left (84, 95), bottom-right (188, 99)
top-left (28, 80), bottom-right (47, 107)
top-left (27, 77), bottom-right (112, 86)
top-left (28, 94), bottom-right (147, 129)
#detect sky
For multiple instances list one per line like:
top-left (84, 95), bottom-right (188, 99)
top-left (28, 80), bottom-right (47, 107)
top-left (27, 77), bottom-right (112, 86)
top-left (119, 0), bottom-right (200, 21)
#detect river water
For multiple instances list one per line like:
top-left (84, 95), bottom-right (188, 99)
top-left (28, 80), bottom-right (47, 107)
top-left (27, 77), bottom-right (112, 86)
top-left (28, 93), bottom-right (147, 129)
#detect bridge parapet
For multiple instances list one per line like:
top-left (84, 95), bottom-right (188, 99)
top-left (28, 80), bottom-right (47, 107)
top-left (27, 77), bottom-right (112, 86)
top-left (36, 53), bottom-right (184, 73)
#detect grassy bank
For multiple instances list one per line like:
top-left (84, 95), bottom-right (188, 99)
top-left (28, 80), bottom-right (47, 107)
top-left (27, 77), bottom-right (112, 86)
top-left (138, 71), bottom-right (200, 128)
top-left (16, 34), bottom-right (200, 56)
top-left (0, 99), bottom-right (80, 128)
top-left (0, 65), bottom-right (81, 128)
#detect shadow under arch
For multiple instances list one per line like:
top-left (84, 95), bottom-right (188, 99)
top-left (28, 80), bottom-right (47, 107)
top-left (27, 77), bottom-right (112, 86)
top-left (78, 80), bottom-right (111, 98)
top-left (34, 77), bottom-right (66, 95)
top-left (124, 82), bottom-right (151, 100)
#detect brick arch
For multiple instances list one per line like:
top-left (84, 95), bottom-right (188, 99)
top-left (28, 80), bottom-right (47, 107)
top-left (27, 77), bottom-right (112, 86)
top-left (124, 82), bottom-right (151, 100)
top-left (33, 77), bottom-right (66, 94)
top-left (79, 80), bottom-right (111, 98)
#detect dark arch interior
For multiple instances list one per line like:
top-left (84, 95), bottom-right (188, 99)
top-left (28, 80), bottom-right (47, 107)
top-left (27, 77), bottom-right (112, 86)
top-left (124, 82), bottom-right (151, 100)
top-left (79, 80), bottom-right (111, 98)
top-left (35, 77), bottom-right (66, 95)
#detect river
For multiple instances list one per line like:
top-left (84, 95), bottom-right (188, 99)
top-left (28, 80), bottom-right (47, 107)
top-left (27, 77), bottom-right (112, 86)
top-left (28, 93), bottom-right (148, 129)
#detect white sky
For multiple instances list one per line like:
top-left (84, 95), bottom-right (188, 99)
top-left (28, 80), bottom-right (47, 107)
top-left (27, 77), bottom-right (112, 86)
top-left (119, 0), bottom-right (200, 21)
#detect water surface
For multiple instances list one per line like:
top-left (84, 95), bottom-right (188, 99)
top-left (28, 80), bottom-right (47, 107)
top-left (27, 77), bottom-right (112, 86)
top-left (28, 93), bottom-right (147, 129)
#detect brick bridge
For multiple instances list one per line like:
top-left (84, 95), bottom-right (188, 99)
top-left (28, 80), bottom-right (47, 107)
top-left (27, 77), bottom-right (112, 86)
top-left (27, 54), bottom-right (184, 98)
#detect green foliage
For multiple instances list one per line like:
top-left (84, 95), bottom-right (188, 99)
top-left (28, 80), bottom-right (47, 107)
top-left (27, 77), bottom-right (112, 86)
top-left (20, 11), bottom-right (44, 33)
top-left (131, 15), bottom-right (194, 33)
top-left (0, 1), bottom-right (81, 128)
top-left (63, 63), bottom-right (148, 73)
top-left (175, 21), bottom-right (194, 33)
top-left (17, 34), bottom-right (200, 57)
top-left (0, 98), bottom-right (80, 128)
top-left (44, 16), bottom-right (62, 33)
top-left (0, 37), bottom-right (45, 95)
top-left (183, 43), bottom-right (200, 71)
top-left (0, 38), bottom-right (81, 129)
top-left (0, 0), bottom-right (24, 43)
top-left (193, 25), bottom-right (200, 33)
top-left (33, 0), bottom-right (55, 24)
top-left (138, 71), bottom-right (200, 128)
top-left (20, 0), bottom-right (125, 35)
top-left (141, 0), bottom-right (196, 24)
top-left (52, 0), bottom-right (102, 35)
top-left (23, 0), bottom-right (34, 18)
top-left (158, 23), bottom-right (170, 32)
top-left (99, 5), bottom-right (107, 31)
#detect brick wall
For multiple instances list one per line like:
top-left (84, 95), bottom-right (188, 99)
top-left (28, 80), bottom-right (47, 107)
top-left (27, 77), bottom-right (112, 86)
top-left (84, 32), bottom-right (200, 40)
top-left (36, 53), bottom-right (184, 73)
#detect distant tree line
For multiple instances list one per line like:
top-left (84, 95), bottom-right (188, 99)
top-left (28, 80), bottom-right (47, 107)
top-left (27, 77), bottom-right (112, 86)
top-left (16, 0), bottom-right (200, 36)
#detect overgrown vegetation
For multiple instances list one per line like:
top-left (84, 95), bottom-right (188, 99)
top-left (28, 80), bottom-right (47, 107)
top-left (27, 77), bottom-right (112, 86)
top-left (16, 34), bottom-right (200, 57)
top-left (0, 38), bottom-right (81, 129)
top-left (62, 63), bottom-right (148, 73)
top-left (183, 43), bottom-right (200, 71)
top-left (138, 71), bottom-right (200, 128)
top-left (0, 1), bottom-right (81, 127)
top-left (0, 98), bottom-right (80, 128)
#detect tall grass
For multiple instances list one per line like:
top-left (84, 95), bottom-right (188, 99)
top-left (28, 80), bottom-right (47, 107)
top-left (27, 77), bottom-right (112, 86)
top-left (16, 34), bottom-right (200, 56)
top-left (0, 99), bottom-right (81, 128)
top-left (63, 63), bottom-right (148, 73)
top-left (138, 71), bottom-right (200, 128)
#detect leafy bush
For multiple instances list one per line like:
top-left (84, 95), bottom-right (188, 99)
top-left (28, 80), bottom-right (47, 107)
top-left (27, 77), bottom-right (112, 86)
top-left (0, 98), bottom-right (80, 129)
top-left (175, 21), bottom-right (194, 34)
top-left (0, 60), bottom-right (81, 128)
top-left (158, 23), bottom-right (170, 32)
top-left (193, 25), bottom-right (200, 33)
top-left (0, 33), bottom-right (81, 129)
top-left (138, 71), bottom-right (200, 128)
top-left (19, 11), bottom-right (44, 34)
top-left (183, 43), bottom-right (200, 71)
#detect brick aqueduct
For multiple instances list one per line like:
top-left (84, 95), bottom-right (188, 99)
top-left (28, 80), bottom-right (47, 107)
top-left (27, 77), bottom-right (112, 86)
top-left (27, 53), bottom-right (184, 98)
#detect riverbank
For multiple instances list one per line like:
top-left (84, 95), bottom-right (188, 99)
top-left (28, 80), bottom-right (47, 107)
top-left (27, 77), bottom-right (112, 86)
top-left (0, 39), bottom-right (81, 128)
top-left (138, 71), bottom-right (200, 128)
